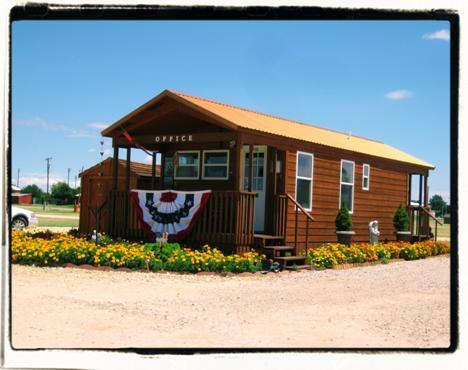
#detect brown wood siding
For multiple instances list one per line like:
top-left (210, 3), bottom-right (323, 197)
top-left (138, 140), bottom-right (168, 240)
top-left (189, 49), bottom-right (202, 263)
top-left (79, 159), bottom-right (143, 235)
top-left (164, 142), bottom-right (237, 192)
top-left (285, 149), bottom-right (408, 252)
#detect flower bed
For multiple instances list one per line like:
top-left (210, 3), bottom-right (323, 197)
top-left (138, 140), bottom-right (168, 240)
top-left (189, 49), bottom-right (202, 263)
top-left (11, 231), bottom-right (264, 273)
top-left (305, 241), bottom-right (451, 269)
top-left (11, 231), bottom-right (450, 273)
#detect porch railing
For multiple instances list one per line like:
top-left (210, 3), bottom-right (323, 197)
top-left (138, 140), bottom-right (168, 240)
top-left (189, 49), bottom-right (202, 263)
top-left (408, 205), bottom-right (442, 241)
top-left (108, 190), bottom-right (145, 240)
top-left (189, 190), bottom-right (256, 246)
top-left (107, 190), bottom-right (256, 246)
top-left (274, 193), bottom-right (315, 255)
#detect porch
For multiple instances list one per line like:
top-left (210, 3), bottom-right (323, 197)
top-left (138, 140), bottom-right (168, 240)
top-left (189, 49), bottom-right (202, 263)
top-left (98, 118), bottom-right (301, 252)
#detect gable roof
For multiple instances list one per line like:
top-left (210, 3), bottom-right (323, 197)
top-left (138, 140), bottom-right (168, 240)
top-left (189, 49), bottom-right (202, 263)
top-left (80, 157), bottom-right (160, 178)
top-left (101, 89), bottom-right (434, 169)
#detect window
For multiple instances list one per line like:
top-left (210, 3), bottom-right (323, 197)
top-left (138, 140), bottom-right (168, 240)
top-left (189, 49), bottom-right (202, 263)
top-left (202, 150), bottom-right (229, 180)
top-left (340, 160), bottom-right (355, 213)
top-left (362, 164), bottom-right (370, 191)
top-left (295, 152), bottom-right (314, 210)
top-left (174, 151), bottom-right (199, 179)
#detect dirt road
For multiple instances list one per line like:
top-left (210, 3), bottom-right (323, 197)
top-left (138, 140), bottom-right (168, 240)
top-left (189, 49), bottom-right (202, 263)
top-left (11, 256), bottom-right (450, 349)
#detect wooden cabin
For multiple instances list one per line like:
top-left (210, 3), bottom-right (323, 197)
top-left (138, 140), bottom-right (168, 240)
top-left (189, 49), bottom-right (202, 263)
top-left (79, 158), bottom-right (160, 234)
top-left (90, 89), bottom-right (437, 257)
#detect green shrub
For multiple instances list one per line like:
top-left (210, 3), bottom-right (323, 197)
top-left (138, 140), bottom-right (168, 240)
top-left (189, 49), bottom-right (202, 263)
top-left (335, 202), bottom-right (352, 231)
top-left (145, 242), bottom-right (181, 261)
top-left (393, 204), bottom-right (410, 232)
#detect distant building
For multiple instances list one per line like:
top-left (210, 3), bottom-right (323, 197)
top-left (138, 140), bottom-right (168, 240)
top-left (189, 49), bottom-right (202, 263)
top-left (11, 184), bottom-right (32, 205)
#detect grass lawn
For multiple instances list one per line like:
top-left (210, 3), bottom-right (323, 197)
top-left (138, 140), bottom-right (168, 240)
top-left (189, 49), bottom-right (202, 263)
top-left (38, 218), bottom-right (79, 228)
top-left (17, 204), bottom-right (79, 228)
top-left (430, 218), bottom-right (450, 239)
top-left (18, 204), bottom-right (78, 215)
top-left (19, 204), bottom-right (76, 215)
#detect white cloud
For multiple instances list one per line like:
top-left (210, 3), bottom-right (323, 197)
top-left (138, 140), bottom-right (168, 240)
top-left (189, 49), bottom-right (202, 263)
top-left (87, 122), bottom-right (108, 130)
top-left (144, 155), bottom-right (153, 163)
top-left (14, 117), bottom-right (96, 139)
top-left (66, 130), bottom-right (96, 139)
top-left (422, 29), bottom-right (450, 41)
top-left (19, 173), bottom-right (69, 191)
top-left (385, 90), bottom-right (413, 100)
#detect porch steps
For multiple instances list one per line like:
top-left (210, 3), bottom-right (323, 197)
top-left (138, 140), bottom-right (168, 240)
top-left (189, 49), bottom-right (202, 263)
top-left (255, 233), bottom-right (308, 270)
top-left (254, 234), bottom-right (283, 247)
top-left (274, 255), bottom-right (307, 269)
top-left (284, 264), bottom-right (312, 271)
top-left (412, 235), bottom-right (431, 243)
top-left (263, 245), bottom-right (295, 252)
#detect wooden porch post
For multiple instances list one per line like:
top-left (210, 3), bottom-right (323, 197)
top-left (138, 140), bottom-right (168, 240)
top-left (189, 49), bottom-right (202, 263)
top-left (248, 144), bottom-right (254, 192)
top-left (234, 133), bottom-right (243, 191)
top-left (418, 174), bottom-right (423, 206)
top-left (151, 151), bottom-right (157, 190)
top-left (124, 147), bottom-right (131, 234)
top-left (112, 146), bottom-right (119, 190)
top-left (110, 146), bottom-right (119, 236)
top-left (408, 173), bottom-right (412, 205)
top-left (160, 152), bottom-right (165, 189)
top-left (125, 147), bottom-right (131, 192)
top-left (424, 174), bottom-right (429, 207)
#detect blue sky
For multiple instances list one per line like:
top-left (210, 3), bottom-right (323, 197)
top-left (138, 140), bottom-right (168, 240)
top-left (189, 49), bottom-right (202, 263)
top-left (12, 20), bottom-right (450, 201)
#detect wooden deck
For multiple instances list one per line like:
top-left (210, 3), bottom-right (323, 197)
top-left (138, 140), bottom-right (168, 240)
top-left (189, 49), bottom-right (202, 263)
top-left (104, 190), bottom-right (256, 250)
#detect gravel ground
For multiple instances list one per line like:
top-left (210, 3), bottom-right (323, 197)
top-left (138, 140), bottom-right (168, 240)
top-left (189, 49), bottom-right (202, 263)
top-left (11, 256), bottom-right (450, 349)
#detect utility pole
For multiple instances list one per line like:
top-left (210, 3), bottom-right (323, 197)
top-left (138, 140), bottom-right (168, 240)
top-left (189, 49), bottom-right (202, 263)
top-left (44, 157), bottom-right (52, 210)
top-left (74, 175), bottom-right (77, 189)
top-left (67, 168), bottom-right (71, 186)
top-left (17, 168), bottom-right (20, 187)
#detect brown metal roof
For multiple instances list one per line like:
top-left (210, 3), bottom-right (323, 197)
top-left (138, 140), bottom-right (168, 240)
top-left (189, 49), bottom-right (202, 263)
top-left (80, 157), bottom-right (160, 177)
top-left (119, 159), bottom-right (160, 177)
top-left (102, 89), bottom-right (434, 169)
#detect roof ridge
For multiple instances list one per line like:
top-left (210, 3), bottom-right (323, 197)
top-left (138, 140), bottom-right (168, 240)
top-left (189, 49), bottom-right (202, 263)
top-left (170, 90), bottom-right (383, 144)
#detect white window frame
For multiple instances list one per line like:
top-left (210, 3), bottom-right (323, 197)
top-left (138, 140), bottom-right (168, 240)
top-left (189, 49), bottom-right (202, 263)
top-left (174, 150), bottom-right (200, 180)
top-left (202, 150), bottom-right (230, 180)
top-left (295, 151), bottom-right (314, 211)
top-left (362, 163), bottom-right (370, 191)
top-left (339, 159), bottom-right (355, 213)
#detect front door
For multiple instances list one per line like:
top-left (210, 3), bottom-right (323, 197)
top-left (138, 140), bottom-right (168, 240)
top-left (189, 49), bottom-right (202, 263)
top-left (243, 145), bottom-right (267, 232)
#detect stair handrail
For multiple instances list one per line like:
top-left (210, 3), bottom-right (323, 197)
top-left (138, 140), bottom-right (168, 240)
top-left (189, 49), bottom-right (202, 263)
top-left (408, 204), bottom-right (442, 241)
top-left (285, 193), bottom-right (315, 222)
top-left (284, 193), bottom-right (315, 265)
top-left (418, 205), bottom-right (443, 225)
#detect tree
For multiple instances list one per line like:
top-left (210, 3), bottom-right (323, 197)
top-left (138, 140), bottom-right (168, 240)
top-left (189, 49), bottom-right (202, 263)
top-left (71, 186), bottom-right (81, 197)
top-left (21, 184), bottom-right (43, 201)
top-left (429, 194), bottom-right (447, 217)
top-left (51, 182), bottom-right (74, 204)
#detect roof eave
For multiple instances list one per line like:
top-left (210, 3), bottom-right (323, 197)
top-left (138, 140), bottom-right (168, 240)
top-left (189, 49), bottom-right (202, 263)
top-left (101, 89), bottom-right (172, 137)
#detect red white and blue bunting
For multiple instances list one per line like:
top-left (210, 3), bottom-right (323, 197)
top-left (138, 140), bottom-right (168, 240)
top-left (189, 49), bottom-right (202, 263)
top-left (130, 189), bottom-right (212, 242)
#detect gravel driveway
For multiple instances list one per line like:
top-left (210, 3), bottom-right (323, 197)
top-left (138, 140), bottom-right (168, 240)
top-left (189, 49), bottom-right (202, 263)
top-left (11, 256), bottom-right (450, 349)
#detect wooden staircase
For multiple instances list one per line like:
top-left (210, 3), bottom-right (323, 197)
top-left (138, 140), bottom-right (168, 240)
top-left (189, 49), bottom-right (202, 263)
top-left (253, 193), bottom-right (315, 270)
top-left (254, 233), bottom-right (307, 269)
top-left (408, 205), bottom-right (443, 242)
